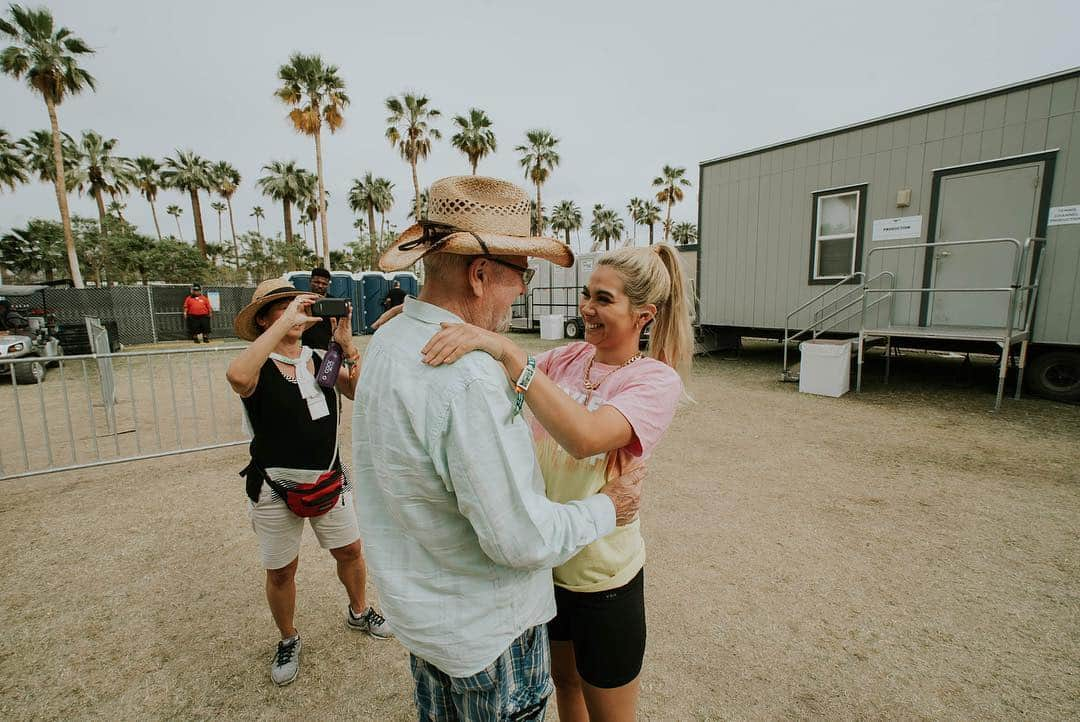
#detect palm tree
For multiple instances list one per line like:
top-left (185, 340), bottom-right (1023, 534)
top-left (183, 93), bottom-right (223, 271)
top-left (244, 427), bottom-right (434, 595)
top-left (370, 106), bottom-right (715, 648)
top-left (106, 199), bottom-right (125, 220)
top-left (250, 205), bottom-right (265, 235)
top-left (385, 93), bottom-right (441, 220)
top-left (17, 128), bottom-right (78, 185)
top-left (205, 242), bottom-right (227, 267)
top-left (166, 204), bottom-right (184, 241)
top-left (211, 160), bottom-right (242, 268)
top-left (627, 198), bottom-right (646, 243)
top-left (298, 216), bottom-right (309, 247)
top-left (652, 165), bottom-right (692, 243)
top-left (133, 156), bottom-right (163, 240)
top-left (257, 159), bottom-right (308, 250)
top-left (515, 129), bottom-right (560, 235)
top-left (607, 211), bottom-right (626, 250)
top-left (349, 173), bottom-right (388, 269)
top-left (161, 149), bottom-right (212, 256)
top-left (295, 169), bottom-right (321, 255)
top-left (210, 200), bottom-right (226, 244)
top-left (450, 108), bottom-right (496, 174)
top-left (0, 129), bottom-right (27, 191)
top-left (374, 176), bottom-right (394, 240)
top-left (304, 194), bottom-right (321, 256)
top-left (71, 131), bottom-right (133, 234)
top-left (589, 205), bottom-right (624, 251)
top-left (408, 188), bottom-right (429, 221)
top-left (589, 205), bottom-right (606, 252)
top-left (530, 200), bottom-right (550, 235)
top-left (549, 200), bottom-right (582, 249)
top-left (1, 4), bottom-right (96, 287)
top-left (671, 221), bottom-right (698, 245)
top-left (348, 173), bottom-right (379, 268)
top-left (637, 200), bottom-right (662, 245)
top-left (276, 53), bottom-right (349, 269)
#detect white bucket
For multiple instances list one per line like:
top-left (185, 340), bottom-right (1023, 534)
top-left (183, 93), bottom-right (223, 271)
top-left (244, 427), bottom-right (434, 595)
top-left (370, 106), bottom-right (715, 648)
top-left (798, 341), bottom-right (851, 397)
top-left (539, 314), bottom-right (565, 340)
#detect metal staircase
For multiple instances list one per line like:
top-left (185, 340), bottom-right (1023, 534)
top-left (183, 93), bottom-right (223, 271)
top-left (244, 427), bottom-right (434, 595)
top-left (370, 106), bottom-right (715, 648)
top-left (782, 236), bottom-right (1045, 410)
top-left (781, 271), bottom-right (894, 381)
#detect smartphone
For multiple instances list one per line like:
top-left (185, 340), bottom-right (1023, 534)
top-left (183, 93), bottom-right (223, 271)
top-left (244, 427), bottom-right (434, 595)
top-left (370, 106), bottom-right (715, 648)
top-left (310, 297), bottom-right (350, 318)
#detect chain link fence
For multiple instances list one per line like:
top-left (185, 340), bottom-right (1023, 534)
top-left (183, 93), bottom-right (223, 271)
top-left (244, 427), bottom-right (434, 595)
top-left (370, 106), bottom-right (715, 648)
top-left (3, 284), bottom-right (257, 347)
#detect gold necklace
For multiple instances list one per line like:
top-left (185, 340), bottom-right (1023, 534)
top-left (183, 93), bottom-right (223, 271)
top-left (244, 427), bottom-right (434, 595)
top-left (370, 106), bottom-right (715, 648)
top-left (583, 352), bottom-right (643, 403)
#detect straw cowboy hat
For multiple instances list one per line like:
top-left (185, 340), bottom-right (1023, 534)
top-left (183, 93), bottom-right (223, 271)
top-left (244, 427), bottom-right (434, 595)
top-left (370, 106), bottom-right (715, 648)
top-left (233, 279), bottom-right (309, 341)
top-left (379, 176), bottom-right (574, 272)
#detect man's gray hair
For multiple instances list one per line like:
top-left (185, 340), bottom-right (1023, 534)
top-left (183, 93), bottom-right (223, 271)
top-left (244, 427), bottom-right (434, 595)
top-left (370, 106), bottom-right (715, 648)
top-left (422, 252), bottom-right (470, 283)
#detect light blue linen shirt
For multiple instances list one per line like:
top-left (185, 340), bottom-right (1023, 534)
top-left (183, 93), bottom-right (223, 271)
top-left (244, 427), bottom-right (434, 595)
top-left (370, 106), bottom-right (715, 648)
top-left (351, 297), bottom-right (616, 677)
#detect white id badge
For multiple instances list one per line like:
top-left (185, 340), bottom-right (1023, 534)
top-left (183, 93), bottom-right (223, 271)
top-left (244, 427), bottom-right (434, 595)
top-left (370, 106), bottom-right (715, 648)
top-left (307, 393), bottom-right (330, 420)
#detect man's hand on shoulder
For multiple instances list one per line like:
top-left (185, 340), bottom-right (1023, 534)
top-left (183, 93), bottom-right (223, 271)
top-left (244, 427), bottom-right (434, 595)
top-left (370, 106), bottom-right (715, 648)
top-left (600, 464), bottom-right (645, 526)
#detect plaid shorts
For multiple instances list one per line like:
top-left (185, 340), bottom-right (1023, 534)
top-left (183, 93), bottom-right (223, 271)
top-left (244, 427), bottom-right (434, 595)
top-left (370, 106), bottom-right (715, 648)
top-left (409, 625), bottom-right (553, 721)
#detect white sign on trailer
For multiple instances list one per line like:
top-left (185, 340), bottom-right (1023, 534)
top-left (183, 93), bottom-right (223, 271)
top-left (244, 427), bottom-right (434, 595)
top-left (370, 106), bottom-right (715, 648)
top-left (1047, 205), bottom-right (1080, 226)
top-left (871, 215), bottom-right (923, 241)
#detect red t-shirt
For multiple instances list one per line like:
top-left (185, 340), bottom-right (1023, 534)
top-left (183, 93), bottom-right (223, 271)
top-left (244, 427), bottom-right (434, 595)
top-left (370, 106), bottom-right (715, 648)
top-left (183, 294), bottom-right (212, 317)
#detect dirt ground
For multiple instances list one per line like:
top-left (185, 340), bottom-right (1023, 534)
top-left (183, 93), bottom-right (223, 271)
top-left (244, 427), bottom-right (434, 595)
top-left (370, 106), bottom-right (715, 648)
top-left (1, 335), bottom-right (1078, 721)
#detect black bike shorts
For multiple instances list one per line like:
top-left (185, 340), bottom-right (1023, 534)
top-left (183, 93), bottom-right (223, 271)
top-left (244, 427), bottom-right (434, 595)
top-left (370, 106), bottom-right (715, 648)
top-left (547, 568), bottom-right (645, 689)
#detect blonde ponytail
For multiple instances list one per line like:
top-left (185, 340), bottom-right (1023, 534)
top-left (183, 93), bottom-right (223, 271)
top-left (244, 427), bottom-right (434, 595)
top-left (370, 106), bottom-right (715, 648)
top-left (598, 244), bottom-right (694, 377)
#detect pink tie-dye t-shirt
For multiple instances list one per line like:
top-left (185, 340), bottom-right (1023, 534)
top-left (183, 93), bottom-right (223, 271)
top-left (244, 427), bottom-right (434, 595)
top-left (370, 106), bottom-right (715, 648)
top-left (532, 341), bottom-right (682, 592)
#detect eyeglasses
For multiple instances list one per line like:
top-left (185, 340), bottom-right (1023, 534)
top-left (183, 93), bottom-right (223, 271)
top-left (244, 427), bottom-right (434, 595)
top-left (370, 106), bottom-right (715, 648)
top-left (486, 257), bottom-right (534, 285)
top-left (408, 221), bottom-right (535, 285)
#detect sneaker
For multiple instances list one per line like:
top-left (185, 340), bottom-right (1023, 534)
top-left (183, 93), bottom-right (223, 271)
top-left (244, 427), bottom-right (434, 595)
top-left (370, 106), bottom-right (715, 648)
top-left (270, 635), bottom-right (301, 686)
top-left (346, 606), bottom-right (392, 639)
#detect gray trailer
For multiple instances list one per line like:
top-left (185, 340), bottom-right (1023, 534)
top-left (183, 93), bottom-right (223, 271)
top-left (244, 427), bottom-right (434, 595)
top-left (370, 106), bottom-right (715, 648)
top-left (512, 252), bottom-right (602, 338)
top-left (697, 67), bottom-right (1080, 405)
top-left (515, 246), bottom-right (701, 341)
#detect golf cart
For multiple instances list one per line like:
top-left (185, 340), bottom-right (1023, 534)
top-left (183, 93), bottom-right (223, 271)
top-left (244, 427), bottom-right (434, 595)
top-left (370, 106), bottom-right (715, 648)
top-left (0, 285), bottom-right (64, 384)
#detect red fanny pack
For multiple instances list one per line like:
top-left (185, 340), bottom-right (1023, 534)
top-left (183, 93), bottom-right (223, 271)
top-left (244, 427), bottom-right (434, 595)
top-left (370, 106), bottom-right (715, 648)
top-left (261, 465), bottom-right (343, 518)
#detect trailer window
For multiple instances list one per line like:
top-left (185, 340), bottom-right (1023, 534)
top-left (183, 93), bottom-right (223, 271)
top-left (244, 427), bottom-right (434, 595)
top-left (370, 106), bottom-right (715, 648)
top-left (809, 185), bottom-right (866, 283)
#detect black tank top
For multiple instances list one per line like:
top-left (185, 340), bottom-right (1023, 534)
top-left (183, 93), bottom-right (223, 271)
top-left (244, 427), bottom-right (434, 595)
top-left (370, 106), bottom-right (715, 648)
top-left (242, 353), bottom-right (337, 475)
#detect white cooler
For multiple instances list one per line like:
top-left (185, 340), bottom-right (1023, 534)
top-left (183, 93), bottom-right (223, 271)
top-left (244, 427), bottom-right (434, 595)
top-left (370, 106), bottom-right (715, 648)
top-left (798, 340), bottom-right (852, 397)
top-left (539, 314), bottom-right (565, 340)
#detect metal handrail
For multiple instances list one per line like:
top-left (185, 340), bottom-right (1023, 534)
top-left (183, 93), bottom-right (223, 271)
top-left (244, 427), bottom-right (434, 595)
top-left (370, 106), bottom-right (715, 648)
top-left (864, 286), bottom-right (1036, 294)
top-left (822, 294), bottom-right (893, 335)
top-left (812, 271), bottom-right (895, 333)
top-left (867, 236), bottom-right (1024, 255)
top-left (811, 272), bottom-right (896, 336)
top-left (865, 237), bottom-right (1025, 322)
top-left (0, 344), bottom-right (249, 364)
top-left (526, 285), bottom-right (583, 320)
top-left (1021, 239), bottom-right (1046, 332)
top-left (853, 237), bottom-right (1047, 410)
top-left (782, 271), bottom-right (895, 379)
top-left (782, 272), bottom-right (864, 377)
top-left (860, 237), bottom-right (1044, 330)
top-left (785, 272), bottom-right (864, 325)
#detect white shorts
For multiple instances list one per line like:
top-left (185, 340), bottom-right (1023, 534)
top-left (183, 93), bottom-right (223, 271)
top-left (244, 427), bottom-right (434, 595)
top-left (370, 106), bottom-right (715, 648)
top-left (248, 482), bottom-right (361, 570)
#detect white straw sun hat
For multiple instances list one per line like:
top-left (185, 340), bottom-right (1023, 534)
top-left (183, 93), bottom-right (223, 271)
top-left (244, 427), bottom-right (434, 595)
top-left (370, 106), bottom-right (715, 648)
top-left (233, 279), bottom-right (308, 342)
top-left (379, 176), bottom-right (574, 271)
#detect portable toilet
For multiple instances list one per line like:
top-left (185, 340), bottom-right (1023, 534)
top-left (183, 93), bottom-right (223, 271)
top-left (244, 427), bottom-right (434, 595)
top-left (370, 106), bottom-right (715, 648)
top-left (283, 270), bottom-right (311, 291)
top-left (283, 270), bottom-right (353, 299)
top-left (353, 271), bottom-right (390, 333)
top-left (283, 271), bottom-right (359, 333)
top-left (391, 272), bottom-right (420, 298)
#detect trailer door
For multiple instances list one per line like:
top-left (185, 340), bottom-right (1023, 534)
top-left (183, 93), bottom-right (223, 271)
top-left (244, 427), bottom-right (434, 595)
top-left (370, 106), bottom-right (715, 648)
top-left (927, 160), bottom-right (1043, 327)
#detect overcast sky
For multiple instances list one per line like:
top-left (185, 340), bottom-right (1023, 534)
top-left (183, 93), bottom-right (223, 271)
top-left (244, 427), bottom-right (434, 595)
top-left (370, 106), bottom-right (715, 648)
top-left (2, 0), bottom-right (1078, 255)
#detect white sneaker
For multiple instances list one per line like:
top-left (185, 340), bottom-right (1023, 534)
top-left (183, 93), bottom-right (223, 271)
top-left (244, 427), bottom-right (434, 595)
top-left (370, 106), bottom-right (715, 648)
top-left (346, 606), bottom-right (392, 639)
top-left (270, 635), bottom-right (301, 686)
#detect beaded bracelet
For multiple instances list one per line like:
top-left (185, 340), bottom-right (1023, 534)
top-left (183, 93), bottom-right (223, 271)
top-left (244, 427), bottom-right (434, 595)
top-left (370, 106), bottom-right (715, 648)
top-left (512, 355), bottom-right (537, 417)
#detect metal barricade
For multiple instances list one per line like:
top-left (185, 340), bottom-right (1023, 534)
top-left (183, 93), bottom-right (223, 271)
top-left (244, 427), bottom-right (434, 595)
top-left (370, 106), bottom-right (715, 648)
top-left (0, 345), bottom-right (251, 481)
